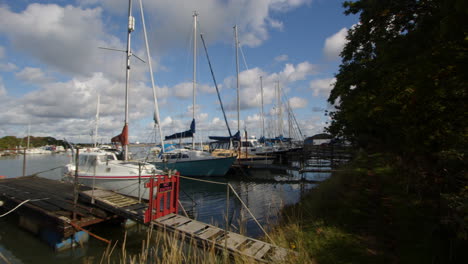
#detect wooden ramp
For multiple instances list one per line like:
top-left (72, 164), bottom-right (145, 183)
top-left (80, 189), bottom-right (294, 263)
top-left (153, 213), bottom-right (292, 263)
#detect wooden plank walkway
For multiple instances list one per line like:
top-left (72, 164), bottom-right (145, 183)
top-left (0, 176), bottom-right (110, 238)
top-left (80, 189), bottom-right (294, 263)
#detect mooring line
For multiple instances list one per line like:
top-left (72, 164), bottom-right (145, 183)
top-left (69, 221), bottom-right (111, 244)
top-left (0, 197), bottom-right (50, 218)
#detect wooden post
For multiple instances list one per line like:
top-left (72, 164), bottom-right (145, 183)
top-left (224, 183), bottom-right (229, 260)
top-left (22, 148), bottom-right (27, 177)
top-left (138, 163), bottom-right (142, 203)
top-left (73, 148), bottom-right (80, 220)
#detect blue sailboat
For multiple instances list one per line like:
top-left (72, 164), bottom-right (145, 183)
top-left (153, 119), bottom-right (236, 177)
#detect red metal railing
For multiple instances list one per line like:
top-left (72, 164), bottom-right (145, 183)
top-left (144, 172), bottom-right (180, 223)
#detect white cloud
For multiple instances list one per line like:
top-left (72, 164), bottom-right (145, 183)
top-left (274, 54), bottom-right (288, 62)
top-left (16, 67), bottom-right (54, 84)
top-left (279, 61), bottom-right (317, 82)
top-left (323, 27), bottom-right (348, 59)
top-left (268, 18), bottom-right (284, 31)
top-left (0, 62), bottom-right (17, 72)
top-left (79, 0), bottom-right (311, 49)
top-left (222, 61), bottom-right (317, 111)
top-left (288, 97), bottom-right (307, 109)
top-left (310, 77), bottom-right (336, 97)
top-left (173, 82), bottom-right (193, 99)
top-left (0, 4), bottom-right (135, 80)
top-left (0, 72), bottom-right (157, 141)
top-left (0, 78), bottom-right (6, 97)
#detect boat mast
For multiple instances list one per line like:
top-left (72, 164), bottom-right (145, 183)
top-left (234, 25), bottom-right (241, 152)
top-left (192, 11), bottom-right (198, 150)
top-left (260, 76), bottom-right (264, 139)
top-left (123, 0), bottom-right (134, 161)
top-left (94, 94), bottom-right (100, 148)
top-left (234, 25), bottom-right (240, 134)
top-left (277, 81), bottom-right (283, 136)
top-left (138, 0), bottom-right (165, 152)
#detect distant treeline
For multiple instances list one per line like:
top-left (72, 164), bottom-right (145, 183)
top-left (0, 136), bottom-right (66, 149)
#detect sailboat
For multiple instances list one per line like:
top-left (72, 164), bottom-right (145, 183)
top-left (150, 12), bottom-right (236, 177)
top-left (209, 25), bottom-right (274, 165)
top-left (63, 0), bottom-right (165, 199)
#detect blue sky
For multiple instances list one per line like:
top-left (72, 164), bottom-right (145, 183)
top-left (0, 0), bottom-right (357, 143)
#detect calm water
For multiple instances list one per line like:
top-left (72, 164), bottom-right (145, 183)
top-left (0, 150), bottom-right (330, 263)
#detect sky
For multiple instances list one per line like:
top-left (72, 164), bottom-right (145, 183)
top-left (0, 0), bottom-right (358, 144)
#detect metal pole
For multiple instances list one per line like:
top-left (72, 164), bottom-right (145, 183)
top-left (138, 0), bottom-right (165, 153)
top-left (260, 76), bottom-right (264, 139)
top-left (123, 0), bottom-right (134, 161)
top-left (192, 12), bottom-right (198, 150)
top-left (73, 148), bottom-right (80, 220)
top-left (22, 148), bottom-right (26, 177)
top-left (234, 25), bottom-right (240, 133)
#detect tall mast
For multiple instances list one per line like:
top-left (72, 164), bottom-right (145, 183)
top-left (123, 0), bottom-right (134, 161)
top-left (138, 0), bottom-right (165, 152)
top-left (94, 94), bottom-right (100, 148)
top-left (278, 81), bottom-right (283, 136)
top-left (260, 76), bottom-right (265, 139)
top-left (234, 25), bottom-right (240, 133)
top-left (288, 100), bottom-right (292, 138)
top-left (192, 11), bottom-right (198, 149)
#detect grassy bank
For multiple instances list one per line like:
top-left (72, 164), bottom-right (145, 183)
top-left (269, 151), bottom-right (467, 264)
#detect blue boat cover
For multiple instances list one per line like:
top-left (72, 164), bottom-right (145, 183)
top-left (209, 131), bottom-right (241, 142)
top-left (165, 119), bottom-right (196, 140)
top-left (259, 135), bottom-right (292, 143)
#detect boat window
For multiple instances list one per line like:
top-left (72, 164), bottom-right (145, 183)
top-left (241, 142), bottom-right (251, 147)
top-left (79, 156), bottom-right (97, 166)
top-left (98, 155), bottom-right (107, 163)
top-left (107, 155), bottom-right (116, 161)
top-left (181, 154), bottom-right (189, 159)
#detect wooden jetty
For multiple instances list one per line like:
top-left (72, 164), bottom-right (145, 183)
top-left (0, 176), bottom-right (295, 262)
top-left (80, 188), bottom-right (293, 263)
top-left (0, 176), bottom-right (112, 251)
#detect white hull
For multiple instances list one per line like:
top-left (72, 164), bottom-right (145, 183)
top-left (63, 151), bottom-right (164, 199)
top-left (75, 175), bottom-right (157, 200)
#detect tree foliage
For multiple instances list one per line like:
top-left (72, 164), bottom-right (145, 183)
top-left (0, 136), bottom-right (65, 149)
top-left (328, 0), bottom-right (467, 156)
top-left (327, 0), bottom-right (468, 256)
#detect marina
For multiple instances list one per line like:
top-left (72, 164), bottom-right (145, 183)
top-left (0, 145), bottom-right (346, 263)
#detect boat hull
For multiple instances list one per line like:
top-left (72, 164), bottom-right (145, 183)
top-left (153, 156), bottom-right (236, 177)
top-left (65, 173), bottom-right (162, 200)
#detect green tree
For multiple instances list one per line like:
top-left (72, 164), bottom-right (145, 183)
top-left (328, 0), bottom-right (467, 157)
top-left (327, 0), bottom-right (468, 255)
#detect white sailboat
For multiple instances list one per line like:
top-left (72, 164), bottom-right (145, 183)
top-left (150, 12), bottom-right (236, 176)
top-left (63, 0), bottom-right (164, 199)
